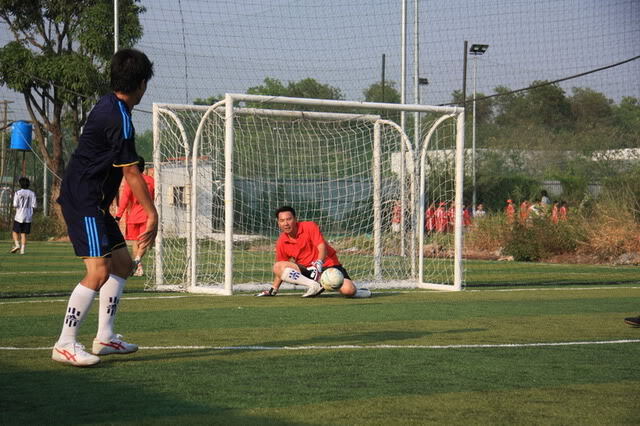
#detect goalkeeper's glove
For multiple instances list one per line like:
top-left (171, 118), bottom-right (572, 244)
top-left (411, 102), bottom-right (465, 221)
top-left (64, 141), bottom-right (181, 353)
top-left (308, 259), bottom-right (324, 281)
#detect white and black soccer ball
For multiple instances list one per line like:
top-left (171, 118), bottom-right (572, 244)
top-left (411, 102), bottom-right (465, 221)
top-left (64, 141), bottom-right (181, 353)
top-left (320, 267), bottom-right (344, 291)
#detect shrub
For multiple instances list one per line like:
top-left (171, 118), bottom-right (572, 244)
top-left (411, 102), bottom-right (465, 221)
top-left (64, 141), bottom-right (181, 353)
top-left (464, 213), bottom-right (510, 252)
top-left (29, 213), bottom-right (68, 241)
top-left (503, 222), bottom-right (545, 261)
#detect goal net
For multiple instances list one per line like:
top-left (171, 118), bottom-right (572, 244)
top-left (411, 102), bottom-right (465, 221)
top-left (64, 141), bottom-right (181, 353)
top-left (149, 94), bottom-right (464, 294)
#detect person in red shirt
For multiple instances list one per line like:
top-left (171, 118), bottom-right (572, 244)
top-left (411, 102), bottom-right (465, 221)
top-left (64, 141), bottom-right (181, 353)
top-left (256, 206), bottom-right (371, 298)
top-left (462, 203), bottom-right (472, 227)
top-left (425, 202), bottom-right (436, 233)
top-left (519, 200), bottom-right (530, 224)
top-left (505, 199), bottom-right (516, 224)
top-left (391, 200), bottom-right (402, 233)
top-left (551, 201), bottom-right (559, 224)
top-left (116, 157), bottom-right (155, 276)
top-left (558, 201), bottom-right (568, 221)
top-left (435, 202), bottom-right (448, 233)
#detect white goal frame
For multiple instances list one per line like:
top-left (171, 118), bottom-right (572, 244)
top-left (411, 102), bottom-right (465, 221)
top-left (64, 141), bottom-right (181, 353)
top-left (151, 94), bottom-right (465, 294)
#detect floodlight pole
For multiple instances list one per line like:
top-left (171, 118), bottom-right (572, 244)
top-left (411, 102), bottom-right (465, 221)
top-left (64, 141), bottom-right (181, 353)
top-left (469, 43), bottom-right (488, 211)
top-left (114, 0), bottom-right (119, 52)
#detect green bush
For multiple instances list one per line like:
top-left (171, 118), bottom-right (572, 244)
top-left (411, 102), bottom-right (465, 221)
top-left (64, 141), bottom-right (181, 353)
top-left (503, 216), bottom-right (583, 262)
top-left (28, 213), bottom-right (68, 241)
top-left (503, 222), bottom-right (545, 261)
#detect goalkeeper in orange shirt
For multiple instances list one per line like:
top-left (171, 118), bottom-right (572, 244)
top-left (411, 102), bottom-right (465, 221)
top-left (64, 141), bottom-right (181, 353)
top-left (256, 205), bottom-right (371, 298)
top-left (116, 156), bottom-right (155, 276)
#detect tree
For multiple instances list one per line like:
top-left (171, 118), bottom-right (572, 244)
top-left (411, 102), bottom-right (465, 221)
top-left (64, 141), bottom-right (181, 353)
top-left (569, 87), bottom-right (613, 130)
top-left (0, 0), bottom-right (145, 204)
top-left (450, 89), bottom-right (493, 125)
top-left (194, 95), bottom-right (223, 105)
top-left (363, 80), bottom-right (401, 104)
top-left (246, 77), bottom-right (343, 111)
top-left (523, 81), bottom-right (573, 131)
top-left (612, 96), bottom-right (640, 133)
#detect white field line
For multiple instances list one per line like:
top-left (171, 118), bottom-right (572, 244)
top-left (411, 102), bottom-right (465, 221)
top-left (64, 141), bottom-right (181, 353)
top-left (2, 339), bottom-right (639, 352)
top-left (0, 295), bottom-right (193, 305)
top-left (0, 270), bottom-right (81, 275)
top-left (1, 285), bottom-right (640, 305)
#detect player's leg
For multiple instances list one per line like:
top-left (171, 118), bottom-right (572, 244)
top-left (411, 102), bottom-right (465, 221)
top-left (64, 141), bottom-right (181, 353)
top-left (19, 227), bottom-right (28, 254)
top-left (278, 261), bottom-right (324, 297)
top-left (92, 219), bottom-right (138, 356)
top-left (10, 223), bottom-right (20, 253)
top-left (257, 261), bottom-right (323, 297)
top-left (53, 257), bottom-right (110, 367)
top-left (332, 265), bottom-right (371, 298)
top-left (339, 278), bottom-right (357, 297)
top-left (128, 222), bottom-right (145, 276)
top-left (52, 212), bottom-right (113, 366)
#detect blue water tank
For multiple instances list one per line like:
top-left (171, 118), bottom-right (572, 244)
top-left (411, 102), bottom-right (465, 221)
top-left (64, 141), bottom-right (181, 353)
top-left (10, 121), bottom-right (32, 151)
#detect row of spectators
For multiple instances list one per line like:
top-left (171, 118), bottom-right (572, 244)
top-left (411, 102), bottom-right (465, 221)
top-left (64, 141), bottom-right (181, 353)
top-left (391, 190), bottom-right (569, 234)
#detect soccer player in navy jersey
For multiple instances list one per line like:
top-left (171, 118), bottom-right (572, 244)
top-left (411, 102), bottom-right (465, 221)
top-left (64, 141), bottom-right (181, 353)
top-left (52, 49), bottom-right (157, 367)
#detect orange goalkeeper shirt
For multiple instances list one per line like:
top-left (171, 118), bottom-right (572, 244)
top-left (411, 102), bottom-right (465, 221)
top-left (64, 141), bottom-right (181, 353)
top-left (275, 221), bottom-right (340, 268)
top-left (116, 174), bottom-right (155, 224)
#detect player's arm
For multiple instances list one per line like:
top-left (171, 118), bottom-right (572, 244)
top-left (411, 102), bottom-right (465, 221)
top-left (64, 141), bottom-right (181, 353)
top-left (122, 165), bottom-right (158, 250)
top-left (309, 222), bottom-right (327, 273)
top-left (116, 184), bottom-right (132, 220)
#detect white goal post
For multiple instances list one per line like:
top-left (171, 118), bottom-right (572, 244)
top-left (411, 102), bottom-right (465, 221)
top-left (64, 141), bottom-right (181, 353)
top-left (149, 94), bottom-right (465, 294)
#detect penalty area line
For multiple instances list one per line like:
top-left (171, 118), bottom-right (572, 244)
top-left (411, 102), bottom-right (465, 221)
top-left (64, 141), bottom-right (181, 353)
top-left (3, 339), bottom-right (639, 351)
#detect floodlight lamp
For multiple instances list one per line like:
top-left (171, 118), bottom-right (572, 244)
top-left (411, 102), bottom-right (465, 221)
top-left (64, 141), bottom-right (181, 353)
top-left (469, 44), bottom-right (489, 55)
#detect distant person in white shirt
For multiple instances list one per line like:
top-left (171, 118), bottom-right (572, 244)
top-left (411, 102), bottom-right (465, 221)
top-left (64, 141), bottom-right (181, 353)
top-left (11, 177), bottom-right (37, 255)
top-left (473, 203), bottom-right (487, 218)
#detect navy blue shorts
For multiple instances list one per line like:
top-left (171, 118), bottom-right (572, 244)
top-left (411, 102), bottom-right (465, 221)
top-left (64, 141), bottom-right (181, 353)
top-left (61, 207), bottom-right (125, 258)
top-left (12, 221), bottom-right (31, 234)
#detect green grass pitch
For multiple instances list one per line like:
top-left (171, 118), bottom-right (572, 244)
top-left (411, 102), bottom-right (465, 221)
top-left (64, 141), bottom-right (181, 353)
top-left (0, 241), bottom-right (639, 424)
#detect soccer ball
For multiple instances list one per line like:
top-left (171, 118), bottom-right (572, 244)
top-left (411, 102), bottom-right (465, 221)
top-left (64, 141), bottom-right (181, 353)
top-left (320, 267), bottom-right (344, 291)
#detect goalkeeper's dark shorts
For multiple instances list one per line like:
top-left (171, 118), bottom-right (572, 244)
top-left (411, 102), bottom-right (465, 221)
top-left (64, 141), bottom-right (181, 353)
top-left (299, 264), bottom-right (352, 281)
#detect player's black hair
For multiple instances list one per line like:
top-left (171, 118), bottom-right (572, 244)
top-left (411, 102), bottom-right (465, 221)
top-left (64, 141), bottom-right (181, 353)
top-left (137, 156), bottom-right (145, 173)
top-left (18, 177), bottom-right (30, 189)
top-left (110, 49), bottom-right (154, 94)
top-left (275, 205), bottom-right (296, 218)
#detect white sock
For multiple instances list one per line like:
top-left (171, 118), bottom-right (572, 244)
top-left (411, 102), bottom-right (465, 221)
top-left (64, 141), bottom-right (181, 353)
top-left (280, 267), bottom-right (317, 287)
top-left (57, 284), bottom-right (96, 346)
top-left (96, 274), bottom-right (126, 341)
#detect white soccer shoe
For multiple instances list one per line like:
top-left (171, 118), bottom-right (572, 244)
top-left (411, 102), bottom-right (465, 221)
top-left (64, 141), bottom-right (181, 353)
top-left (52, 342), bottom-right (100, 367)
top-left (351, 288), bottom-right (372, 298)
top-left (301, 281), bottom-right (324, 298)
top-left (133, 263), bottom-right (144, 276)
top-left (92, 334), bottom-right (139, 355)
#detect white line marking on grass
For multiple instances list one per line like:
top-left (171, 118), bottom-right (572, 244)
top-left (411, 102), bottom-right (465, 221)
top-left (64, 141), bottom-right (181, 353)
top-left (0, 295), bottom-right (193, 305)
top-left (3, 339), bottom-right (639, 351)
top-left (2, 285), bottom-right (639, 305)
top-left (0, 271), bottom-right (81, 275)
top-left (468, 286), bottom-right (640, 292)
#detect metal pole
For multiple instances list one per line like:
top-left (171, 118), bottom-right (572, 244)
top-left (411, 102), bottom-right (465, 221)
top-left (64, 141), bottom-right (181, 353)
top-left (413, 0), bottom-right (420, 142)
top-left (472, 55), bottom-right (477, 211)
top-left (400, 0), bottom-right (407, 133)
top-left (114, 0), bottom-right (119, 52)
top-left (462, 41), bottom-right (468, 109)
top-left (0, 101), bottom-right (12, 184)
top-left (381, 54), bottom-right (386, 102)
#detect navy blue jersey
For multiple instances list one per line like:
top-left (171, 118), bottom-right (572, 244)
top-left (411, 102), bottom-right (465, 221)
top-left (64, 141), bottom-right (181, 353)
top-left (58, 93), bottom-right (139, 215)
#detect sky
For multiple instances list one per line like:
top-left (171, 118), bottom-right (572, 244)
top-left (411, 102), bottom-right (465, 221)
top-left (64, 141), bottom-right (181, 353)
top-left (1, 0), bottom-right (639, 133)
